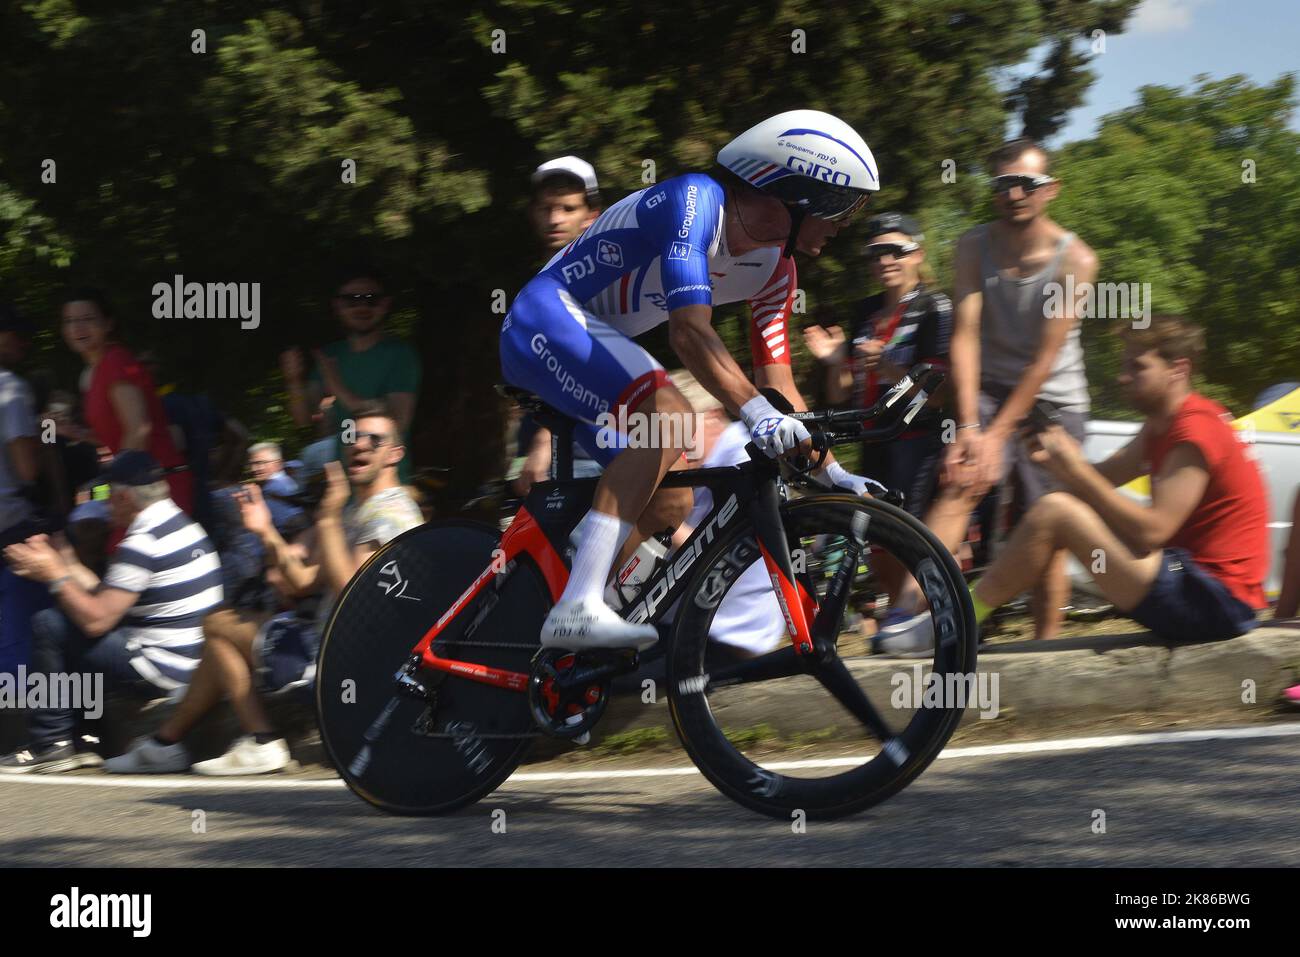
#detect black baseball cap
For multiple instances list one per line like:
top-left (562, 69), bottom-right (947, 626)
top-left (863, 212), bottom-right (923, 243)
top-left (104, 450), bottom-right (166, 487)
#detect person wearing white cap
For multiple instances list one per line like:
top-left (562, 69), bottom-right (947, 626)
top-left (512, 157), bottom-right (608, 497)
top-left (529, 156), bottom-right (602, 253)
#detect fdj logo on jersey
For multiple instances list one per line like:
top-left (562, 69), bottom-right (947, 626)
top-left (561, 240), bottom-right (622, 282)
top-left (786, 156), bottom-right (852, 186)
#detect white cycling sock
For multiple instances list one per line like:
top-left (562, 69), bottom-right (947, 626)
top-left (562, 510), bottom-right (633, 605)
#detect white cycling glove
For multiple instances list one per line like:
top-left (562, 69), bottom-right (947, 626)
top-left (740, 395), bottom-right (811, 458)
top-left (818, 461), bottom-right (887, 497)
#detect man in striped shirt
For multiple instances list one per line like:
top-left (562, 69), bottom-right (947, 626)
top-left (0, 451), bottom-right (222, 773)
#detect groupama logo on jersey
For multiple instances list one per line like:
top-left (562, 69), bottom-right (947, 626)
top-left (775, 127), bottom-right (879, 189)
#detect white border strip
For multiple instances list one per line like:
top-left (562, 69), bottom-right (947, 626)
top-left (1, 722), bottom-right (1297, 790)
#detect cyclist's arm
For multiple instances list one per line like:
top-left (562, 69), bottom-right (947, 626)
top-left (668, 305), bottom-right (761, 414)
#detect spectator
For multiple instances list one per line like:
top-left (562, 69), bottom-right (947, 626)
top-left (138, 348), bottom-right (247, 534)
top-left (529, 155), bottom-right (602, 254)
top-left (966, 316), bottom-right (1268, 646)
top-left (205, 431), bottom-right (271, 615)
top-left (247, 441), bottom-right (304, 535)
top-left (512, 157), bottom-right (605, 496)
top-left (106, 403), bottom-right (423, 775)
top-left (804, 212), bottom-right (952, 519)
top-left (59, 288), bottom-right (194, 518)
top-left (36, 387), bottom-right (99, 521)
top-left (0, 451), bottom-right (222, 773)
top-left (883, 139), bottom-right (1099, 651)
top-left (280, 267), bottom-right (421, 482)
top-left (0, 302), bottom-right (52, 679)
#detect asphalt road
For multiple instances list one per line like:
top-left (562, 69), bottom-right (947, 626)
top-left (3, 724), bottom-right (1298, 867)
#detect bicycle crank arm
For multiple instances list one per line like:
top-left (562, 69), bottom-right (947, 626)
top-left (550, 654), bottom-right (639, 692)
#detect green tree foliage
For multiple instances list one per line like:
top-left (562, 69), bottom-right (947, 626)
top-left (7, 1), bottom-right (1295, 505)
top-left (1052, 74), bottom-right (1300, 417)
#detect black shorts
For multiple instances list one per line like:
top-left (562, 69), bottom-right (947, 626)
top-left (1129, 548), bottom-right (1259, 643)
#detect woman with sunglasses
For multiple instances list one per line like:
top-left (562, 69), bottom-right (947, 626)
top-left (59, 288), bottom-right (194, 523)
top-left (805, 212), bottom-right (952, 520)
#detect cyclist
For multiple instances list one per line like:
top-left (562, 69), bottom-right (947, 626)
top-left (500, 109), bottom-right (880, 649)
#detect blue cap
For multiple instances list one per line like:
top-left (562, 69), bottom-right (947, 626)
top-left (104, 450), bottom-right (165, 487)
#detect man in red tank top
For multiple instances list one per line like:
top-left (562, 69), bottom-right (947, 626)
top-left (967, 315), bottom-right (1268, 643)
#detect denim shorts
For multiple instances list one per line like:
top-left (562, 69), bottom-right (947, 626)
top-left (1129, 548), bottom-right (1259, 643)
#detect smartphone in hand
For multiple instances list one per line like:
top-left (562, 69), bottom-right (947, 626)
top-left (1024, 400), bottom-right (1062, 434)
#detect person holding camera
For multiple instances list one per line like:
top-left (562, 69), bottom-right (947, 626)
top-left (964, 317), bottom-right (1268, 645)
top-left (105, 403), bottom-right (422, 775)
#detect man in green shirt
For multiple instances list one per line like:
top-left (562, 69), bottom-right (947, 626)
top-left (280, 267), bottom-right (421, 481)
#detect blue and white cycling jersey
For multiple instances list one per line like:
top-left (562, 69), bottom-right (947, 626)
top-left (536, 172), bottom-right (795, 364)
top-left (500, 172), bottom-right (796, 464)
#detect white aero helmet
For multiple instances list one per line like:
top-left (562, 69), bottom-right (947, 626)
top-left (718, 109), bottom-right (880, 224)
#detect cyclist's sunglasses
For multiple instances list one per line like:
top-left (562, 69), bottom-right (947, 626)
top-left (990, 173), bottom-right (1056, 195)
top-left (336, 292), bottom-right (384, 304)
top-left (864, 241), bottom-right (920, 263)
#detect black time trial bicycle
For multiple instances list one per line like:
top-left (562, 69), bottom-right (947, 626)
top-left (316, 364), bottom-right (977, 819)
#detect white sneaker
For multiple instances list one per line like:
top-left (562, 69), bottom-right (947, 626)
top-left (873, 611), bottom-right (936, 657)
top-left (191, 736), bottom-right (291, 776)
top-left (104, 735), bottom-right (192, 774)
top-left (540, 597), bottom-right (658, 651)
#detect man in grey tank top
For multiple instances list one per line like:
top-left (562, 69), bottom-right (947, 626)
top-left (883, 138), bottom-right (1099, 649)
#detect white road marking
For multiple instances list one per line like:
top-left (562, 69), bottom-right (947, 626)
top-left (1, 722), bottom-right (1297, 791)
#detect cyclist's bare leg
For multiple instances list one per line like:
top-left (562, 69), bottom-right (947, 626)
top-left (973, 492), bottom-right (1161, 615)
top-left (544, 385), bottom-right (692, 647)
top-left (615, 471), bottom-right (694, 571)
top-left (589, 385), bottom-right (692, 527)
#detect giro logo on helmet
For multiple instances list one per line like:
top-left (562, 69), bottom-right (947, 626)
top-left (785, 157), bottom-right (853, 186)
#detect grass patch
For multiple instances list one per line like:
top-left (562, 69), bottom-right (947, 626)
top-left (593, 726), bottom-right (670, 755)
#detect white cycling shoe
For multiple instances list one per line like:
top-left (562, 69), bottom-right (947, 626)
top-left (540, 597), bottom-right (659, 651)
